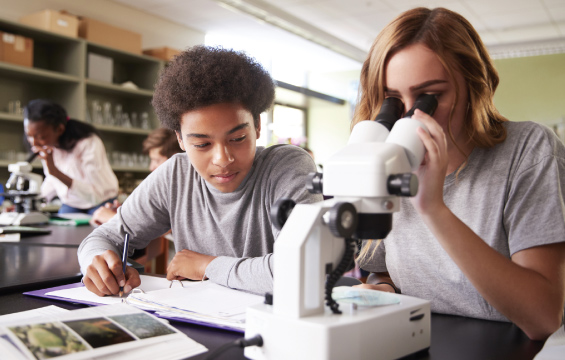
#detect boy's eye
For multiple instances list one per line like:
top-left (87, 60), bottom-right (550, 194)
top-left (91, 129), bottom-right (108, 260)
top-left (231, 135), bottom-right (246, 143)
top-left (194, 143), bottom-right (210, 149)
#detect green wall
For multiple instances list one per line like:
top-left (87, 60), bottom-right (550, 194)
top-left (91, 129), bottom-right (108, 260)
top-left (493, 53), bottom-right (565, 124)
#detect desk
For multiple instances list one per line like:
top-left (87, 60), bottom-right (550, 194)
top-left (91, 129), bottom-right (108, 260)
top-left (0, 225), bottom-right (93, 291)
top-left (0, 286), bottom-right (544, 360)
top-left (0, 244), bottom-right (81, 291)
top-left (13, 224), bottom-right (95, 246)
top-left (0, 226), bottom-right (546, 359)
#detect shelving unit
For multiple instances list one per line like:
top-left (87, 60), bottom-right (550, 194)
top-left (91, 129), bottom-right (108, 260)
top-left (0, 17), bottom-right (162, 185)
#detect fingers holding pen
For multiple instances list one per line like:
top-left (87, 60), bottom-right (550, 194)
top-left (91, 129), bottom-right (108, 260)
top-left (124, 267), bottom-right (141, 293)
top-left (85, 255), bottom-right (117, 296)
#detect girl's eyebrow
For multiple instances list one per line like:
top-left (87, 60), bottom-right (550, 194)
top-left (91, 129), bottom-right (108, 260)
top-left (385, 79), bottom-right (448, 93)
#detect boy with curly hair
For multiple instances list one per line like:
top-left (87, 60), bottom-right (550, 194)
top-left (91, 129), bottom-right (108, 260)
top-left (78, 46), bottom-right (321, 296)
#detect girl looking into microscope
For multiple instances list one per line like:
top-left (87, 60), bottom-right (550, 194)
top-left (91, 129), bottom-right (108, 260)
top-left (23, 99), bottom-right (118, 214)
top-left (355, 7), bottom-right (565, 340)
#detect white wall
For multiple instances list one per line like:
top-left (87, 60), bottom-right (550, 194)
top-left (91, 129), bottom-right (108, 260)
top-left (0, 0), bottom-right (205, 49)
top-left (307, 99), bottom-right (351, 165)
top-left (307, 69), bottom-right (361, 165)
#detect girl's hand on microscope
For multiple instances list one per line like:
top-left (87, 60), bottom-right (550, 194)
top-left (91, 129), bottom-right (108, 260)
top-left (32, 145), bottom-right (58, 175)
top-left (409, 109), bottom-right (449, 216)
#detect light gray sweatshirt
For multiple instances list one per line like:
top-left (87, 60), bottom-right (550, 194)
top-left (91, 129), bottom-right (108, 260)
top-left (78, 145), bottom-right (322, 295)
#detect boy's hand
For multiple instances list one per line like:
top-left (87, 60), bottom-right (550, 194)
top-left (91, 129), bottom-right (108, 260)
top-left (353, 283), bottom-right (396, 293)
top-left (90, 206), bottom-right (118, 226)
top-left (166, 249), bottom-right (217, 281)
top-left (83, 250), bottom-right (141, 296)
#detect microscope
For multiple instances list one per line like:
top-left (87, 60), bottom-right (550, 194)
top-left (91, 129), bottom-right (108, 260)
top-left (0, 153), bottom-right (49, 225)
top-left (245, 94), bottom-right (438, 360)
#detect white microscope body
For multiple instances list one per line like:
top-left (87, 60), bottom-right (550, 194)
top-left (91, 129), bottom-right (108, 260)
top-left (245, 95), bottom-right (437, 360)
top-left (0, 161), bottom-right (49, 225)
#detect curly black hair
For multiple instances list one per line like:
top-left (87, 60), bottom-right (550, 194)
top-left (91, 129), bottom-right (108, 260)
top-left (152, 45), bottom-right (275, 131)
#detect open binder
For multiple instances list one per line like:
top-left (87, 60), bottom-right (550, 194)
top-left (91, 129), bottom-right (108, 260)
top-left (24, 275), bottom-right (263, 333)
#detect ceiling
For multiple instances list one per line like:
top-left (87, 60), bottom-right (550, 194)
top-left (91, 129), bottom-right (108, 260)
top-left (115, 0), bottom-right (565, 71)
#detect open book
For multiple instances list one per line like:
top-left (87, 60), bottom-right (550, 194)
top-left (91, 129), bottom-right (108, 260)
top-left (0, 303), bottom-right (207, 360)
top-left (27, 275), bottom-right (264, 332)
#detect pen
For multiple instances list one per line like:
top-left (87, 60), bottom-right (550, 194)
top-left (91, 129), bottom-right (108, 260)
top-left (119, 233), bottom-right (130, 297)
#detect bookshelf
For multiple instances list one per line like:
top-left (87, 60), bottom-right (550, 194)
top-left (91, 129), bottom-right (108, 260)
top-left (0, 18), bottom-right (161, 184)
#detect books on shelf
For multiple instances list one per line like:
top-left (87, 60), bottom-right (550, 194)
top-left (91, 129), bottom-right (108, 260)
top-left (0, 303), bottom-right (207, 360)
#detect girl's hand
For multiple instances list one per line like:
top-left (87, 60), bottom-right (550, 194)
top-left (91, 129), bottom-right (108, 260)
top-left (409, 109), bottom-right (449, 215)
top-left (32, 145), bottom-right (58, 175)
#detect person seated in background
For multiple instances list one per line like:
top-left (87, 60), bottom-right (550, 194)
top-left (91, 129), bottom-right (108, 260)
top-left (355, 7), bottom-right (565, 340)
top-left (23, 99), bottom-right (118, 214)
top-left (90, 127), bottom-right (183, 226)
top-left (78, 45), bottom-right (322, 297)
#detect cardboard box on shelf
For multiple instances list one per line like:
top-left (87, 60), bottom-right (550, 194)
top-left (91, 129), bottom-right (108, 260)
top-left (0, 31), bottom-right (33, 67)
top-left (19, 9), bottom-right (79, 38)
top-left (88, 53), bottom-right (113, 83)
top-left (143, 47), bottom-right (181, 61)
top-left (79, 17), bottom-right (142, 54)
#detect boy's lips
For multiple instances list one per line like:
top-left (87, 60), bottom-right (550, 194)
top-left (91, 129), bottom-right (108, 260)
top-left (212, 172), bottom-right (238, 183)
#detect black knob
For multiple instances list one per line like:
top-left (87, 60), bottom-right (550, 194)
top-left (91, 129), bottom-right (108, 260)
top-left (306, 172), bottom-right (323, 194)
top-left (328, 202), bottom-right (358, 238)
top-left (264, 292), bottom-right (273, 305)
top-left (270, 198), bottom-right (296, 230)
top-left (388, 173), bottom-right (419, 197)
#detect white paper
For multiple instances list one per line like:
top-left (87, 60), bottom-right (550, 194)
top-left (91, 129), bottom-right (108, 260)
top-left (55, 213), bottom-right (92, 220)
top-left (45, 275), bottom-right (180, 305)
top-left (0, 233), bottom-right (20, 242)
top-left (0, 306), bottom-right (69, 324)
top-left (130, 282), bottom-right (262, 317)
top-left (534, 325), bottom-right (565, 360)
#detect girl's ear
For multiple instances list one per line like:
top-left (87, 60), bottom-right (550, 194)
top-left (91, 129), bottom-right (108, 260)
top-left (56, 123), bottom-right (65, 138)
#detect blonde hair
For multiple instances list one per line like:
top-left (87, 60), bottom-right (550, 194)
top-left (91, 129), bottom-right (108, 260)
top-left (353, 7), bottom-right (507, 148)
top-left (356, 7), bottom-right (508, 264)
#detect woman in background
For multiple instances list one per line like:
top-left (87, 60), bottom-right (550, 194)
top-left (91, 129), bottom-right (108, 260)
top-left (90, 127), bottom-right (183, 226)
top-left (23, 99), bottom-right (118, 214)
top-left (355, 7), bottom-right (565, 340)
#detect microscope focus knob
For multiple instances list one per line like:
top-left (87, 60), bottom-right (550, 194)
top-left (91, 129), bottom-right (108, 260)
top-left (270, 198), bottom-right (297, 230)
top-left (306, 172), bottom-right (323, 194)
top-left (387, 173), bottom-right (419, 197)
top-left (328, 202), bottom-right (358, 238)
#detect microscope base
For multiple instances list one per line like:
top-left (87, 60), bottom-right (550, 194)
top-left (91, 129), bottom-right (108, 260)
top-left (0, 211), bottom-right (49, 225)
top-left (245, 293), bottom-right (430, 360)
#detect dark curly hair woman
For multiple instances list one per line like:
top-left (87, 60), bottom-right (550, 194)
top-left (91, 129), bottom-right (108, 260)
top-left (78, 45), bottom-right (321, 297)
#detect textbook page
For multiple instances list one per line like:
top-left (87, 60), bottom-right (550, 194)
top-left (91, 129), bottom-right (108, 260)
top-left (0, 306), bottom-right (69, 323)
top-left (0, 304), bottom-right (207, 360)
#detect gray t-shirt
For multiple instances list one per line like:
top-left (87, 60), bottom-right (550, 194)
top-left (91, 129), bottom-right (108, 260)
top-left (78, 145), bottom-right (322, 295)
top-left (358, 121), bottom-right (565, 321)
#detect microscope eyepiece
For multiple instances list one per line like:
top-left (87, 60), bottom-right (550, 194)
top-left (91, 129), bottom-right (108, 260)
top-left (373, 97), bottom-right (404, 132)
top-left (403, 94), bottom-right (438, 118)
top-left (26, 152), bottom-right (39, 163)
